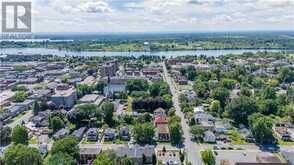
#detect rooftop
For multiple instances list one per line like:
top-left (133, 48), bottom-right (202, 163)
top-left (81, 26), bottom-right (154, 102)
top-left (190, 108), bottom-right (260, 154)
top-left (52, 86), bottom-right (76, 97)
top-left (79, 144), bottom-right (102, 155)
top-left (79, 94), bottom-right (99, 103)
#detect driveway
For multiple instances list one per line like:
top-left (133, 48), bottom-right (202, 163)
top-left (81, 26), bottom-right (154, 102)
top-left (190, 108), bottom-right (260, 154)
top-left (7, 110), bottom-right (33, 129)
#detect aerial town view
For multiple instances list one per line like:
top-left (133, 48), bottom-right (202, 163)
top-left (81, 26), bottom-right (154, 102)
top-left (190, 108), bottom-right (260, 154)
top-left (0, 0), bottom-right (294, 165)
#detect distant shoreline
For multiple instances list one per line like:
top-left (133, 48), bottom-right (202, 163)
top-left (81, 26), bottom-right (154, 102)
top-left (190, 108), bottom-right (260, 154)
top-left (0, 48), bottom-right (291, 57)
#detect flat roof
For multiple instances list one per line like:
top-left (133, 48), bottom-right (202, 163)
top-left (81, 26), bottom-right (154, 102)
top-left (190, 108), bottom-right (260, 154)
top-left (52, 87), bottom-right (76, 97)
top-left (215, 150), bottom-right (281, 165)
top-left (79, 94), bottom-right (99, 102)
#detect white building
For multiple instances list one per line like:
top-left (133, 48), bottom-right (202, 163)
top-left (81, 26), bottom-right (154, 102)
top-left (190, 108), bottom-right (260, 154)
top-left (203, 131), bottom-right (216, 143)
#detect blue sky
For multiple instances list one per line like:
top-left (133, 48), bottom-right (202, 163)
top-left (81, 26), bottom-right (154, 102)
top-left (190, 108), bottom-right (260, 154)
top-left (20, 0), bottom-right (294, 32)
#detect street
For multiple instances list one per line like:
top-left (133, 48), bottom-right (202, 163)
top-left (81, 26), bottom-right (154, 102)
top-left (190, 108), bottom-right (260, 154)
top-left (163, 63), bottom-right (204, 165)
top-left (7, 110), bottom-right (33, 129)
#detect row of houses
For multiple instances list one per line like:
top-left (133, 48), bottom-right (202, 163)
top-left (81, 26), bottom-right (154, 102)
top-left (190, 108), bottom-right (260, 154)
top-left (53, 126), bottom-right (130, 142)
top-left (80, 144), bottom-right (181, 165)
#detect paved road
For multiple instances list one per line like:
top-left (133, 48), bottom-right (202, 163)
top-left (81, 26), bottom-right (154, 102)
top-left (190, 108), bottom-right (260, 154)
top-left (7, 110), bottom-right (33, 129)
top-left (163, 63), bottom-right (204, 165)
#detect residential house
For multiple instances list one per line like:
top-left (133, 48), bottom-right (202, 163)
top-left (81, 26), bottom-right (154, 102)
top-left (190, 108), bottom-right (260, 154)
top-left (31, 110), bottom-right (51, 127)
top-left (104, 128), bottom-right (116, 141)
top-left (39, 143), bottom-right (48, 157)
top-left (275, 127), bottom-right (292, 141)
top-left (87, 128), bottom-right (99, 141)
top-left (79, 144), bottom-right (102, 164)
top-left (119, 126), bottom-right (130, 140)
top-left (193, 107), bottom-right (215, 131)
top-left (156, 147), bottom-right (181, 165)
top-left (53, 128), bottom-right (70, 140)
top-left (203, 131), bottom-right (216, 143)
top-left (154, 117), bottom-right (170, 141)
top-left (72, 127), bottom-right (87, 141)
top-left (154, 116), bottom-right (169, 127)
top-left (176, 76), bottom-right (188, 85)
top-left (215, 120), bottom-right (232, 134)
top-left (18, 77), bottom-right (40, 84)
top-left (116, 144), bottom-right (155, 164)
top-left (15, 99), bottom-right (36, 110)
top-left (154, 107), bottom-right (166, 118)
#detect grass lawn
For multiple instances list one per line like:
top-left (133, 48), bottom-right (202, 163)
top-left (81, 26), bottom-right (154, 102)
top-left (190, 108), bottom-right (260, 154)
top-left (127, 96), bottom-right (133, 112)
top-left (156, 141), bottom-right (171, 145)
top-left (82, 139), bottom-right (97, 144)
top-left (227, 130), bottom-right (248, 145)
top-left (102, 141), bottom-right (114, 144)
top-left (29, 136), bottom-right (38, 144)
top-left (116, 139), bottom-right (128, 144)
top-left (277, 139), bottom-right (294, 146)
top-left (179, 84), bottom-right (193, 91)
top-left (13, 112), bottom-right (27, 121)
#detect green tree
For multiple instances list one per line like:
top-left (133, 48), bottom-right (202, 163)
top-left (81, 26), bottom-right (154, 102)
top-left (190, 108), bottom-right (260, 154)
top-left (67, 104), bottom-right (100, 127)
top-left (278, 67), bottom-right (294, 83)
top-left (226, 96), bottom-right (258, 125)
top-left (33, 101), bottom-right (40, 115)
top-left (257, 99), bottom-right (278, 115)
top-left (221, 79), bottom-right (237, 90)
top-left (248, 114), bottom-right (274, 144)
top-left (93, 150), bottom-right (116, 165)
top-left (240, 87), bottom-right (252, 97)
top-left (11, 125), bottom-right (28, 145)
top-left (102, 102), bottom-right (115, 127)
top-left (201, 150), bottom-right (215, 165)
top-left (11, 85), bottom-right (27, 92)
top-left (210, 100), bottom-right (222, 116)
top-left (96, 80), bottom-right (107, 94)
top-left (278, 104), bottom-right (294, 123)
top-left (150, 83), bottom-right (161, 97)
top-left (211, 87), bottom-right (230, 108)
top-left (119, 156), bottom-right (136, 165)
top-left (4, 144), bottom-right (42, 165)
top-left (76, 84), bottom-right (94, 98)
top-left (12, 91), bottom-right (28, 103)
top-left (46, 152), bottom-right (77, 165)
top-left (51, 136), bottom-right (79, 159)
top-left (0, 127), bottom-right (11, 145)
top-left (262, 86), bottom-right (276, 100)
top-left (190, 125), bottom-right (205, 140)
top-left (133, 123), bottom-right (155, 144)
top-left (50, 116), bottom-right (65, 132)
top-left (126, 79), bottom-right (149, 94)
top-left (193, 80), bottom-right (208, 98)
top-left (187, 68), bottom-right (197, 81)
top-left (169, 122), bottom-right (182, 145)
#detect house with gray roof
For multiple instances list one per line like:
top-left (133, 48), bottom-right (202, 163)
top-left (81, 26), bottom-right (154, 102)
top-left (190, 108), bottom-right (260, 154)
top-left (116, 144), bottom-right (155, 164)
top-left (53, 128), bottom-right (70, 140)
top-left (71, 127), bottom-right (87, 141)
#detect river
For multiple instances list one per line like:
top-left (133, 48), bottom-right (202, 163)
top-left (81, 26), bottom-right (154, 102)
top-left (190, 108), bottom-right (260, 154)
top-left (0, 48), bottom-right (288, 57)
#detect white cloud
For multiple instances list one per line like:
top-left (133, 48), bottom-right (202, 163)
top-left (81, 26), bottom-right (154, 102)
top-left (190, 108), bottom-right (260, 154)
top-left (26, 0), bottom-right (294, 32)
top-left (78, 1), bottom-right (112, 13)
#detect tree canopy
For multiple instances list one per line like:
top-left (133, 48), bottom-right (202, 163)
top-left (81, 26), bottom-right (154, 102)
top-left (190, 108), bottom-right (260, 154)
top-left (226, 96), bottom-right (258, 125)
top-left (4, 144), bottom-right (42, 165)
top-left (11, 125), bottom-right (28, 145)
top-left (51, 136), bottom-right (79, 160)
top-left (133, 123), bottom-right (155, 144)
